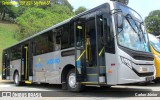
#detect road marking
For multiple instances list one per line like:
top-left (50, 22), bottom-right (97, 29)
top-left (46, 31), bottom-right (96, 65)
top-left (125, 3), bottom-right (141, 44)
top-left (0, 84), bottom-right (11, 87)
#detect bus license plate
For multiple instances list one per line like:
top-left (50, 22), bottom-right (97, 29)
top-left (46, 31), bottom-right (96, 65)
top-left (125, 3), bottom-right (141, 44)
top-left (146, 76), bottom-right (153, 81)
top-left (142, 68), bottom-right (147, 72)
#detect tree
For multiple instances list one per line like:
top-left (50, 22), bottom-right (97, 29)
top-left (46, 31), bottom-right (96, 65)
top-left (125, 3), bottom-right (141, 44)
top-left (0, 0), bottom-right (9, 20)
top-left (16, 5), bottom-right (74, 40)
top-left (75, 6), bottom-right (87, 15)
top-left (16, 7), bottom-right (55, 39)
top-left (0, 0), bottom-right (27, 21)
top-left (145, 10), bottom-right (160, 36)
top-left (63, 0), bottom-right (73, 11)
top-left (1, 0), bottom-right (74, 40)
top-left (47, 4), bottom-right (74, 16)
top-left (51, 0), bottom-right (73, 11)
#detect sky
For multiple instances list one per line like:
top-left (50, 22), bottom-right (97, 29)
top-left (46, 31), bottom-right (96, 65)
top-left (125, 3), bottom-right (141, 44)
top-left (68, 0), bottom-right (160, 20)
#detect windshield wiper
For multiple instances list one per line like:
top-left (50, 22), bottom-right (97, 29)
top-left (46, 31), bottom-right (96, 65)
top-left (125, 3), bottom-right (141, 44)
top-left (111, 9), bottom-right (122, 15)
top-left (125, 14), bottom-right (142, 42)
top-left (139, 22), bottom-right (146, 42)
top-left (112, 9), bottom-right (124, 38)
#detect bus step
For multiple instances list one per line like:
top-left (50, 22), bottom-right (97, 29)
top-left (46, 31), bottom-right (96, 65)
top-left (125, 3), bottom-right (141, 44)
top-left (86, 74), bottom-right (106, 82)
top-left (25, 81), bottom-right (32, 84)
top-left (87, 74), bottom-right (98, 82)
top-left (86, 66), bottom-right (106, 74)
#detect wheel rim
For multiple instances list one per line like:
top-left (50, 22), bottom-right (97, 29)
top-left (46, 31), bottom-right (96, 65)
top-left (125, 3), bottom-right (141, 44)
top-left (68, 73), bottom-right (76, 88)
top-left (15, 73), bottom-right (19, 84)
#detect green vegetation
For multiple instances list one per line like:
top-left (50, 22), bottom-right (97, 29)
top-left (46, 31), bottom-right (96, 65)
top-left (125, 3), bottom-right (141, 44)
top-left (0, 21), bottom-right (18, 73)
top-left (0, 0), bottom-right (75, 40)
top-left (0, 0), bottom-right (74, 74)
top-left (16, 5), bottom-right (74, 40)
top-left (75, 6), bottom-right (87, 15)
top-left (145, 10), bottom-right (160, 36)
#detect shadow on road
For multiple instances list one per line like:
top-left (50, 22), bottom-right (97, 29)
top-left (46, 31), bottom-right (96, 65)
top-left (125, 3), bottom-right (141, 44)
top-left (23, 84), bottom-right (154, 97)
top-left (1, 80), bottom-right (159, 97)
top-left (121, 82), bottom-right (160, 87)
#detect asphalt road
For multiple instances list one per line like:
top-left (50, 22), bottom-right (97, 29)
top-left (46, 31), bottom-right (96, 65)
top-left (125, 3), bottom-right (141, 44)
top-left (0, 77), bottom-right (160, 100)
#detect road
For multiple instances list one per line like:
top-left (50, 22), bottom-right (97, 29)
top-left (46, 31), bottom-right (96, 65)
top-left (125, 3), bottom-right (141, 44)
top-left (0, 77), bottom-right (160, 100)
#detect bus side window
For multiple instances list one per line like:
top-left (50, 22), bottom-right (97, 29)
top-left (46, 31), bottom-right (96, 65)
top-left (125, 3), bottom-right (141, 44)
top-left (32, 41), bottom-right (36, 55)
top-left (61, 24), bottom-right (71, 49)
top-left (55, 35), bottom-right (61, 50)
top-left (48, 31), bottom-right (54, 52)
top-left (76, 25), bottom-right (84, 47)
top-left (70, 23), bottom-right (74, 47)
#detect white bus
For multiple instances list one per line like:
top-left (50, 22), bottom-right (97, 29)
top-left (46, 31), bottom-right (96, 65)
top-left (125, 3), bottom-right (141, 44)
top-left (2, 0), bottom-right (155, 91)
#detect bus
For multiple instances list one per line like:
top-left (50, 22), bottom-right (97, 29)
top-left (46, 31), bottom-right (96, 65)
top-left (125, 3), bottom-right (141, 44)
top-left (148, 33), bottom-right (160, 83)
top-left (1, 0), bottom-right (155, 91)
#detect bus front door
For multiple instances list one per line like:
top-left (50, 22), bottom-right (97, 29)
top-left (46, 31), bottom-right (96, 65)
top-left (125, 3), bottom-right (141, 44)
top-left (95, 15), bottom-right (106, 83)
top-left (75, 15), bottom-right (106, 83)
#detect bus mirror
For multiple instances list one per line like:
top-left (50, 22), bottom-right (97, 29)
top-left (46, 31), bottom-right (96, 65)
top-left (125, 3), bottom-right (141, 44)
top-left (117, 14), bottom-right (123, 29)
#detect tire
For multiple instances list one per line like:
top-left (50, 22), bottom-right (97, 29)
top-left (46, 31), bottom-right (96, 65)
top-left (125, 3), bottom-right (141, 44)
top-left (14, 72), bottom-right (21, 86)
top-left (67, 69), bottom-right (83, 92)
top-left (153, 79), bottom-right (160, 83)
top-left (139, 82), bottom-right (150, 86)
top-left (100, 86), bottom-right (111, 89)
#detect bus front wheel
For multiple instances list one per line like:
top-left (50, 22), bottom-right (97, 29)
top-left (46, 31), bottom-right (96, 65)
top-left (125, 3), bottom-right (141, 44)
top-left (67, 69), bottom-right (83, 92)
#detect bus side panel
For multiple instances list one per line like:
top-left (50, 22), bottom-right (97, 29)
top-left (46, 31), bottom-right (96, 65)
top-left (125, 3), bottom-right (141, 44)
top-left (105, 53), bottom-right (118, 85)
top-left (33, 54), bottom-right (48, 83)
top-left (10, 59), bottom-right (21, 81)
top-left (32, 49), bottom-right (75, 84)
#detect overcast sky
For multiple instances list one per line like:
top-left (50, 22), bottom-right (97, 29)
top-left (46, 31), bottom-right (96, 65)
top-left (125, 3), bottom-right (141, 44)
top-left (68, 0), bottom-right (160, 20)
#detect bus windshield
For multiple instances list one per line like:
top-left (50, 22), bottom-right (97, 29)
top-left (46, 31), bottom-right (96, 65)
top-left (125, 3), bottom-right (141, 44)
top-left (114, 3), bottom-right (149, 52)
top-left (148, 34), bottom-right (160, 53)
top-left (117, 14), bottom-right (147, 52)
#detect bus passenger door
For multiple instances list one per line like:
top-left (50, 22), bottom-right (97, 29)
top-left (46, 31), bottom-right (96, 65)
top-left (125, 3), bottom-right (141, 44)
top-left (2, 52), bottom-right (6, 79)
top-left (75, 15), bottom-right (108, 83)
top-left (75, 18), bottom-right (104, 83)
top-left (2, 51), bottom-right (10, 80)
top-left (95, 15), bottom-right (106, 83)
top-left (21, 45), bottom-right (29, 81)
top-left (75, 22), bottom-right (86, 81)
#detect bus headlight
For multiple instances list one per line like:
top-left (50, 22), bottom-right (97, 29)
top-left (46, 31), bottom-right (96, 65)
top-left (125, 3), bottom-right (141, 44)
top-left (139, 67), bottom-right (148, 72)
top-left (121, 56), bottom-right (149, 73)
top-left (120, 56), bottom-right (132, 69)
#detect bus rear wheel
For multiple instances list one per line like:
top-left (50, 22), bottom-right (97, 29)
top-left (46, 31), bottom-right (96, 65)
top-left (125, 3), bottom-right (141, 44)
top-left (14, 72), bottom-right (22, 86)
top-left (67, 69), bottom-right (83, 92)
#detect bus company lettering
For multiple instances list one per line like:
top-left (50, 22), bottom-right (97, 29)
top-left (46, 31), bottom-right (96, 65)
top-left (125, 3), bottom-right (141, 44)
top-left (47, 58), bottom-right (60, 65)
top-left (35, 58), bottom-right (43, 68)
top-left (35, 58), bottom-right (60, 67)
top-left (35, 63), bottom-right (43, 68)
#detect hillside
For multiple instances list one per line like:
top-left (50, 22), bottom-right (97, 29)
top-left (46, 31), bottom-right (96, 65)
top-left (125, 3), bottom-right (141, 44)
top-left (0, 21), bottom-right (18, 74)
